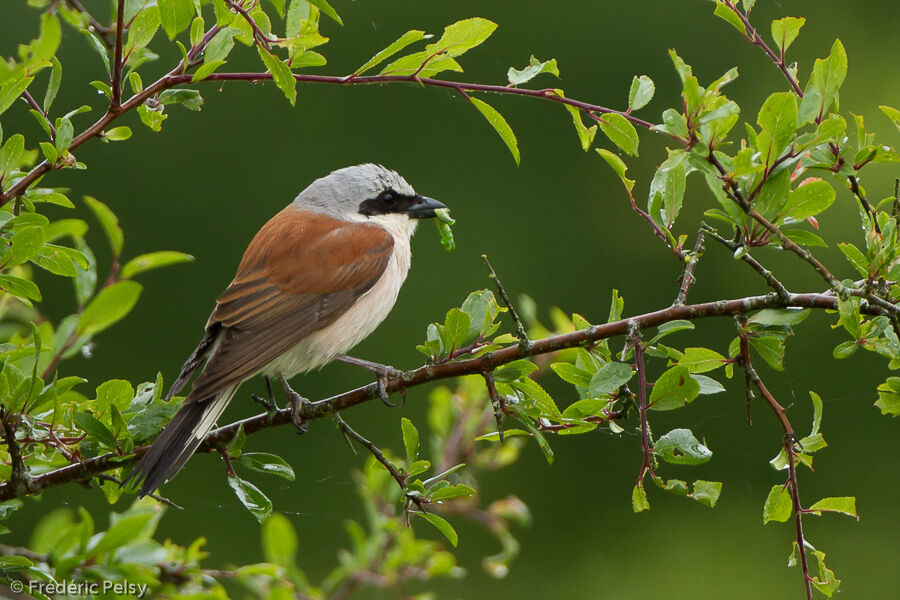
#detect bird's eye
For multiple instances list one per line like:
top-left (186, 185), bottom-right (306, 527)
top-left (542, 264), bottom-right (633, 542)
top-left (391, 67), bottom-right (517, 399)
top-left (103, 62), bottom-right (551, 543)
top-left (382, 192), bottom-right (396, 207)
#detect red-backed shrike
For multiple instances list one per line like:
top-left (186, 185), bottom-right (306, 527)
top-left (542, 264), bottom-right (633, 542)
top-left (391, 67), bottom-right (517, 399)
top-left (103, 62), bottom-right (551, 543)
top-left (126, 164), bottom-right (446, 497)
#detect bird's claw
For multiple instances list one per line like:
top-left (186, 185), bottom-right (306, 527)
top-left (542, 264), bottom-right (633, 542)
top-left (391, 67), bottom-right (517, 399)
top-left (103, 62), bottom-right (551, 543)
top-left (251, 394), bottom-right (278, 412)
top-left (278, 375), bottom-right (309, 434)
top-left (376, 367), bottom-right (406, 407)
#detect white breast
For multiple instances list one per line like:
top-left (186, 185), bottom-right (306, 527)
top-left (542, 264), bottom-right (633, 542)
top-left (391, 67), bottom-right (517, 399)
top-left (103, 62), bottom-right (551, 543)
top-left (262, 219), bottom-right (412, 378)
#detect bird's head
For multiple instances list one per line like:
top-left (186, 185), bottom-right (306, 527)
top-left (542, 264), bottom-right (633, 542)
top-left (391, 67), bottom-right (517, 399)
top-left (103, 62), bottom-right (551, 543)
top-left (293, 164), bottom-right (446, 239)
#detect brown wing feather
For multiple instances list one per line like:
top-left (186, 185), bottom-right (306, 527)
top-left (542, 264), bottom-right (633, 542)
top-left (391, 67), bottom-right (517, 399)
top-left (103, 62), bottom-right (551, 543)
top-left (188, 208), bottom-right (394, 401)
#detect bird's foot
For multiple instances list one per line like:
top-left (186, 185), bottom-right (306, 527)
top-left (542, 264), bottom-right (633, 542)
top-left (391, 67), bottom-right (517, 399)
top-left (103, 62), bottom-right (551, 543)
top-left (335, 354), bottom-right (407, 407)
top-left (278, 375), bottom-right (310, 434)
top-left (251, 377), bottom-right (279, 413)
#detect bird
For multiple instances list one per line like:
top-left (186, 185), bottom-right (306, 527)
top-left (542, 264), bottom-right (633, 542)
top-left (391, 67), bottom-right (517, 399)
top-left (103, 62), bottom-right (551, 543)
top-left (124, 164), bottom-right (446, 498)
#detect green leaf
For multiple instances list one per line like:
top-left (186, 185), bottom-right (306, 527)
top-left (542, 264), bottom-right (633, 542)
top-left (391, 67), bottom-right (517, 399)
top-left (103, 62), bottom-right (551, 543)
top-left (104, 126), bottom-right (132, 141)
top-left (588, 362), bottom-right (633, 396)
top-left (836, 295), bottom-right (862, 339)
top-left (417, 512), bottom-right (458, 547)
top-left (507, 56), bottom-right (559, 86)
top-left (654, 428), bottom-right (713, 465)
top-left (401, 417), bottom-right (419, 463)
top-left (353, 30), bottom-right (426, 76)
top-left (749, 336), bottom-right (785, 371)
top-left (381, 18), bottom-right (496, 77)
top-left (756, 92), bottom-right (798, 164)
top-left (875, 377), bottom-right (900, 416)
top-left (880, 105), bottom-right (900, 136)
top-left (78, 280), bottom-right (143, 335)
top-left (228, 475), bottom-right (273, 523)
top-left (92, 510), bottom-right (156, 555)
top-left (628, 75), bottom-right (655, 111)
top-left (441, 308), bottom-right (471, 352)
top-left (238, 452), bottom-right (296, 480)
top-left (562, 101), bottom-right (597, 151)
top-left (74, 411), bottom-right (117, 448)
top-left (713, 1), bottom-right (746, 35)
top-left (469, 97), bottom-right (519, 165)
top-left (84, 196), bottom-right (124, 256)
top-left (126, 5), bottom-right (160, 54)
top-left (649, 365), bottom-right (700, 411)
top-left (596, 148), bottom-right (635, 191)
top-left (307, 0), bottom-right (342, 25)
top-left (691, 480), bottom-right (723, 508)
top-left (782, 229), bottom-right (827, 247)
top-left (748, 308), bottom-right (810, 326)
top-left (632, 484), bottom-right (650, 512)
top-left (763, 484), bottom-right (792, 523)
top-left (837, 242), bottom-right (868, 277)
top-left (799, 40), bottom-right (847, 124)
top-left (192, 59), bottom-right (227, 82)
top-left (158, 0), bottom-right (194, 40)
top-left (428, 483), bottom-right (476, 502)
top-left (771, 17), bottom-right (805, 53)
top-left (598, 113), bottom-right (639, 156)
top-left (783, 179), bottom-right (835, 220)
top-left (0, 274), bottom-right (42, 302)
top-left (494, 359), bottom-right (537, 383)
top-left (3, 226), bottom-right (45, 268)
top-left (262, 513), bottom-right (297, 568)
top-left (808, 496), bottom-right (857, 519)
top-left (0, 73), bottom-right (34, 118)
top-left (43, 56), bottom-right (62, 113)
top-left (121, 251), bottom-right (194, 278)
top-left (258, 47), bottom-right (297, 105)
top-left (678, 347), bottom-right (726, 374)
top-left (551, 363), bottom-right (592, 388)
top-left (0, 134), bottom-right (25, 177)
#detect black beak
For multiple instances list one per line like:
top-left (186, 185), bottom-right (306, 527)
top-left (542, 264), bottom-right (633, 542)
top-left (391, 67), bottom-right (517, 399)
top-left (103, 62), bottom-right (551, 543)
top-left (406, 195), bottom-right (447, 219)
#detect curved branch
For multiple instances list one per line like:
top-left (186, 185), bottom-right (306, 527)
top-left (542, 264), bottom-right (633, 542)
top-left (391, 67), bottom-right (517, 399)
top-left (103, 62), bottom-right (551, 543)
top-left (0, 69), bottom-right (654, 207)
top-left (0, 290), bottom-right (886, 502)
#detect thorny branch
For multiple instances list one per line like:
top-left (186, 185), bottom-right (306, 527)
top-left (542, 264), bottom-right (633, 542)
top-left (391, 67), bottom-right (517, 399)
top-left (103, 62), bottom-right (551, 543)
top-left (3, 290), bottom-right (882, 502)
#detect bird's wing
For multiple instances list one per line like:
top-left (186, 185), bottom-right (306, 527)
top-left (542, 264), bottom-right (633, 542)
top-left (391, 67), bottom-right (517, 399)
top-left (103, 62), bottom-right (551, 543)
top-left (187, 207), bottom-right (394, 400)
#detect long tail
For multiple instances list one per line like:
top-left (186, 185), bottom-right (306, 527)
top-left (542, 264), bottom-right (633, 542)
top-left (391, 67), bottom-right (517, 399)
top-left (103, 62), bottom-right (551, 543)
top-left (124, 384), bottom-right (238, 498)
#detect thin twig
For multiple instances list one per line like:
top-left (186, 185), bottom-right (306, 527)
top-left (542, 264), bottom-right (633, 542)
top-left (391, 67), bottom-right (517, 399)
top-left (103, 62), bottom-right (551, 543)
top-left (21, 91), bottom-right (56, 139)
top-left (735, 320), bottom-right (812, 600)
top-left (482, 371), bottom-right (505, 442)
top-left (0, 409), bottom-right (31, 492)
top-left (111, 0), bottom-right (126, 107)
top-left (65, 0), bottom-right (115, 44)
top-left (482, 254), bottom-right (531, 351)
top-left (703, 223), bottom-right (791, 301)
top-left (333, 413), bottom-right (406, 490)
top-left (95, 473), bottom-right (183, 509)
top-left (629, 324), bottom-right (654, 486)
top-left (722, 2), bottom-right (804, 97)
top-left (785, 441), bottom-right (814, 600)
top-left (674, 228), bottom-right (706, 305)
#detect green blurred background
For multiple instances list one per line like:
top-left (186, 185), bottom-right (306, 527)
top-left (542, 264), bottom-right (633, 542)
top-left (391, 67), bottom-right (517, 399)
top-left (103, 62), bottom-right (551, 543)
top-left (3, 1), bottom-right (899, 597)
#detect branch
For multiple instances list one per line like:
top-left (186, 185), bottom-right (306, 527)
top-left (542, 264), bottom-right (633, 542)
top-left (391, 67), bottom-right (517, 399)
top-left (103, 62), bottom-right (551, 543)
top-left (0, 290), bottom-right (889, 502)
top-left (673, 228), bottom-right (706, 305)
top-left (629, 325), bottom-right (655, 486)
top-left (0, 68), bottom-right (650, 208)
top-left (111, 0), bottom-right (126, 107)
top-left (65, 0), bottom-right (114, 46)
top-left (736, 321), bottom-right (812, 600)
top-left (702, 223), bottom-right (791, 301)
top-left (481, 254), bottom-right (531, 351)
top-left (722, 2), bottom-right (804, 97)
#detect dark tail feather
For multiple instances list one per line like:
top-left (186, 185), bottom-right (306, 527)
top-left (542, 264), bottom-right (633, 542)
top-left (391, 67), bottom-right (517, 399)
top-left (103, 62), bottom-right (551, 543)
top-left (124, 385), bottom-right (236, 497)
top-left (166, 324), bottom-right (221, 400)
